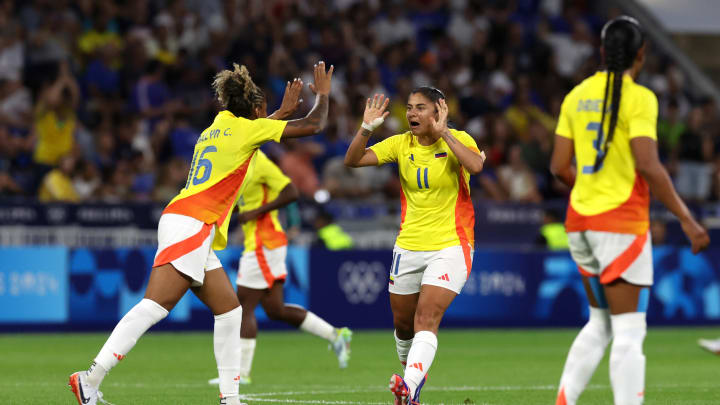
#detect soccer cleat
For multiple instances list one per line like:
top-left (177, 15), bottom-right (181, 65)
top-left (389, 373), bottom-right (426, 405)
top-left (208, 376), bottom-right (251, 385)
top-left (68, 371), bottom-right (105, 405)
top-left (330, 327), bottom-right (352, 369)
top-left (698, 338), bottom-right (720, 354)
top-left (219, 395), bottom-right (248, 405)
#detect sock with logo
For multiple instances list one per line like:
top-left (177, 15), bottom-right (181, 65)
top-left (239, 338), bottom-right (256, 379)
top-left (556, 307), bottom-right (611, 405)
top-left (610, 312), bottom-right (646, 405)
top-left (214, 305), bottom-right (243, 399)
top-left (299, 311), bottom-right (337, 341)
top-left (403, 331), bottom-right (437, 398)
top-left (91, 298), bottom-right (169, 387)
top-left (394, 330), bottom-right (413, 370)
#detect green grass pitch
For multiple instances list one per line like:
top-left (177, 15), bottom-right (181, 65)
top-left (2, 327), bottom-right (719, 404)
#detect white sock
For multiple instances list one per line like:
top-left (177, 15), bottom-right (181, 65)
top-left (610, 312), bottom-right (646, 405)
top-left (91, 298), bottom-right (168, 387)
top-left (403, 331), bottom-right (437, 398)
top-left (239, 338), bottom-right (256, 378)
top-left (299, 311), bottom-right (336, 341)
top-left (214, 306), bottom-right (243, 399)
top-left (557, 307), bottom-right (611, 405)
top-left (394, 330), bottom-right (413, 369)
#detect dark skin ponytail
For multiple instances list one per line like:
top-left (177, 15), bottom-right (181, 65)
top-left (594, 17), bottom-right (644, 171)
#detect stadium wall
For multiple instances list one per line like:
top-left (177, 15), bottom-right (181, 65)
top-left (1, 245), bottom-right (719, 332)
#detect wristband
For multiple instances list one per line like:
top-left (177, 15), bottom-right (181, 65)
top-left (361, 116), bottom-right (385, 132)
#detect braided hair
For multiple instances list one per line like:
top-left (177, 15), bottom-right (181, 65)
top-left (594, 16), bottom-right (644, 171)
top-left (212, 63), bottom-right (265, 118)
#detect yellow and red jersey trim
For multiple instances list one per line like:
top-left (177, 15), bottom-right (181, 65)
top-left (565, 174), bottom-right (650, 235)
top-left (399, 188), bottom-right (407, 231)
top-left (255, 186), bottom-right (288, 250)
top-left (454, 171), bottom-right (475, 276)
top-left (163, 154), bottom-right (254, 225)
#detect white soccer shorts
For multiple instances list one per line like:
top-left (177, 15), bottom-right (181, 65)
top-left (567, 230), bottom-right (653, 286)
top-left (153, 213), bottom-right (222, 286)
top-left (236, 245), bottom-right (288, 289)
top-left (388, 244), bottom-right (473, 295)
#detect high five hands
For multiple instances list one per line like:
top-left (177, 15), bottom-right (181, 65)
top-left (362, 94), bottom-right (390, 132)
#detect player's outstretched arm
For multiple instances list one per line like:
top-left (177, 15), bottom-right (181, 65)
top-left (281, 62), bottom-right (333, 138)
top-left (550, 135), bottom-right (576, 187)
top-left (630, 137), bottom-right (710, 253)
top-left (432, 99), bottom-right (485, 174)
top-left (268, 78), bottom-right (304, 120)
top-left (344, 94), bottom-right (389, 167)
top-left (238, 183), bottom-right (299, 224)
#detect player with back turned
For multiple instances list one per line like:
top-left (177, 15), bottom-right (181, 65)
top-left (68, 61), bottom-right (334, 405)
top-left (550, 17), bottom-right (709, 405)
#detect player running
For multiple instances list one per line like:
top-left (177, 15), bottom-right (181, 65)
top-left (68, 61), bottom-right (334, 405)
top-left (344, 88), bottom-right (485, 405)
top-left (207, 149), bottom-right (352, 387)
top-left (550, 17), bottom-right (709, 405)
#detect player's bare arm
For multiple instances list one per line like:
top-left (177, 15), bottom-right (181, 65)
top-left (432, 99), bottom-right (485, 174)
top-left (550, 135), bottom-right (576, 187)
top-left (267, 78), bottom-right (304, 120)
top-left (282, 62), bottom-right (333, 138)
top-left (344, 93), bottom-right (389, 167)
top-left (630, 136), bottom-right (710, 253)
top-left (238, 183), bottom-right (299, 224)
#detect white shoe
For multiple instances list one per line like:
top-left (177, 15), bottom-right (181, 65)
top-left (208, 376), bottom-right (251, 385)
top-left (330, 327), bottom-right (353, 369)
top-left (69, 371), bottom-right (108, 405)
top-left (220, 395), bottom-right (248, 405)
top-left (698, 338), bottom-right (720, 354)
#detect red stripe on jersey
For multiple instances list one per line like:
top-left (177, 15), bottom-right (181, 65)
top-left (254, 186), bottom-right (285, 288)
top-left (163, 153), bottom-right (255, 225)
top-left (454, 171), bottom-right (474, 276)
top-left (399, 188), bottom-right (407, 231)
top-left (153, 222), bottom-right (213, 268)
top-left (600, 232), bottom-right (648, 284)
top-left (255, 185), bottom-right (288, 250)
top-left (565, 173), bottom-right (650, 235)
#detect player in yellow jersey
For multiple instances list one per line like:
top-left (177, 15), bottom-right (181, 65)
top-left (206, 150), bottom-right (352, 387)
top-left (345, 87), bottom-right (485, 405)
top-left (550, 17), bottom-right (709, 405)
top-left (69, 62), bottom-right (334, 405)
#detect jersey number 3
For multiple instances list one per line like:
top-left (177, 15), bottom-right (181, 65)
top-left (582, 121), bottom-right (605, 174)
top-left (185, 145), bottom-right (217, 189)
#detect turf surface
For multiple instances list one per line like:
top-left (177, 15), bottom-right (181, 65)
top-left (2, 327), bottom-right (719, 404)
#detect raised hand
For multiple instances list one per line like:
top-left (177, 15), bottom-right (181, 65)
top-left (275, 78), bottom-right (304, 118)
top-left (363, 94), bottom-right (390, 130)
top-left (308, 61), bottom-right (334, 96)
top-left (430, 98), bottom-right (449, 138)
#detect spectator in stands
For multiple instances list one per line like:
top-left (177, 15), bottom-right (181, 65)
top-left (38, 154), bottom-right (79, 202)
top-left (314, 210), bottom-right (354, 250)
top-left (31, 61), bottom-right (80, 169)
top-left (497, 144), bottom-right (542, 203)
top-left (537, 209), bottom-right (569, 251)
top-left (675, 108), bottom-right (713, 201)
top-left (657, 98), bottom-right (685, 161)
top-left (72, 159), bottom-right (100, 201)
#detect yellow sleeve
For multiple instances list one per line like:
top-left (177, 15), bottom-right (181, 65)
top-left (555, 94), bottom-right (573, 139)
top-left (452, 130), bottom-right (480, 153)
top-left (256, 152), bottom-right (291, 192)
top-left (246, 118), bottom-right (287, 147)
top-left (628, 88), bottom-right (658, 140)
top-left (369, 134), bottom-right (402, 165)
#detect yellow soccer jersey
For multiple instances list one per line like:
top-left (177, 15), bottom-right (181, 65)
top-left (236, 151), bottom-right (290, 253)
top-left (370, 129), bottom-right (479, 252)
top-left (163, 111), bottom-right (287, 250)
top-left (556, 71), bottom-right (657, 235)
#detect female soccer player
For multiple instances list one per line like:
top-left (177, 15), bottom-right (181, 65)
top-left (344, 88), bottom-right (485, 404)
top-left (207, 150), bottom-right (352, 387)
top-left (550, 17), bottom-right (709, 405)
top-left (68, 61), bottom-right (334, 405)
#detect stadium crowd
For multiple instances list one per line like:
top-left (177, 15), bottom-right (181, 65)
top-left (0, 0), bottom-right (718, 205)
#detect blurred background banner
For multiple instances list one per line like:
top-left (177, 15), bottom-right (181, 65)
top-left (3, 245), bottom-right (719, 330)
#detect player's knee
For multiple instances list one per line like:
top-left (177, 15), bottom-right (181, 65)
top-left (413, 306), bottom-right (441, 332)
top-left (393, 315), bottom-right (414, 337)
